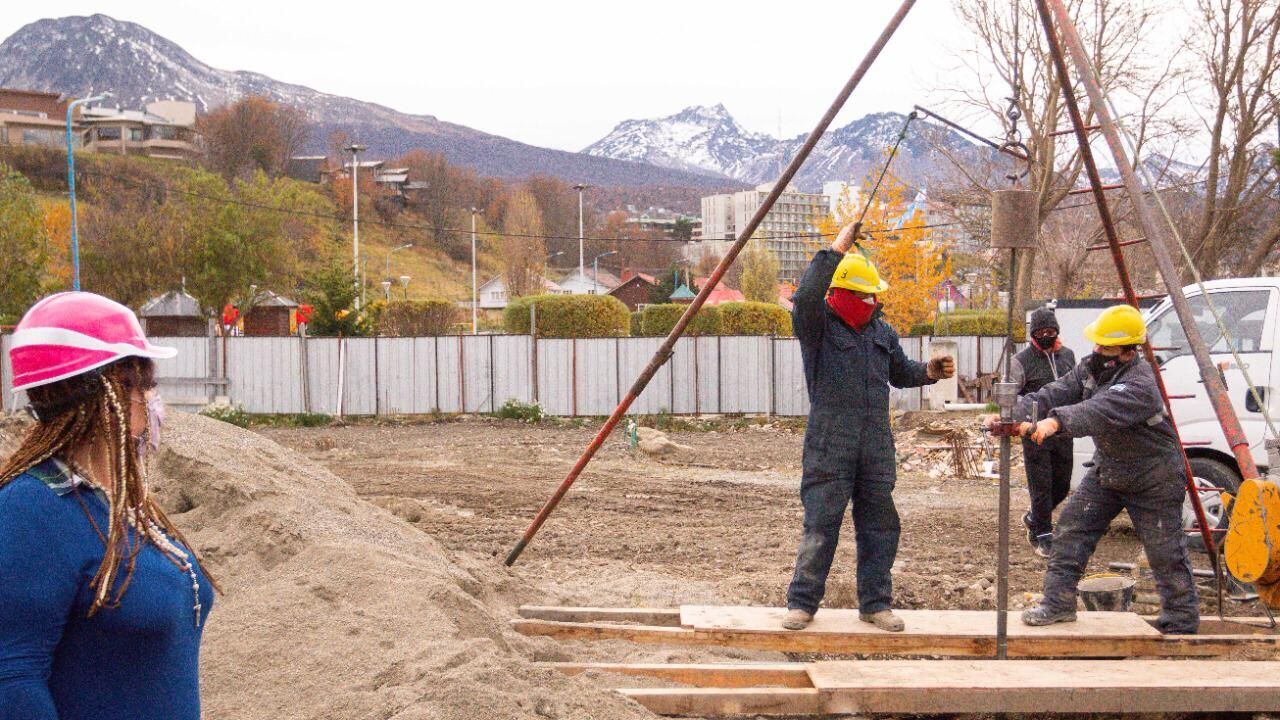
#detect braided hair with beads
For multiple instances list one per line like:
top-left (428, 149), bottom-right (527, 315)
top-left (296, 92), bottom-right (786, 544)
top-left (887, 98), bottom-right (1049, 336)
top-left (0, 357), bottom-right (219, 616)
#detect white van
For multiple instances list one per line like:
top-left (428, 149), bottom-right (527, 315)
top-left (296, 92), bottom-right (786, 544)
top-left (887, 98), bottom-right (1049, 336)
top-left (1065, 279), bottom-right (1275, 542)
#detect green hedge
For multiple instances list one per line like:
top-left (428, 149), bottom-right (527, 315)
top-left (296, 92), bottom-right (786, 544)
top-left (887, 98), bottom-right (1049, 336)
top-left (908, 310), bottom-right (1027, 341)
top-left (629, 311), bottom-right (643, 336)
top-left (378, 299), bottom-right (461, 336)
top-left (719, 302), bottom-right (792, 336)
top-left (503, 294), bottom-right (630, 338)
top-left (638, 303), bottom-right (722, 337)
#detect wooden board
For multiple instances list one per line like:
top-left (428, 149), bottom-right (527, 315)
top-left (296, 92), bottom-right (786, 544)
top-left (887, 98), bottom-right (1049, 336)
top-left (680, 605), bottom-right (1161, 637)
top-left (807, 659), bottom-right (1280, 714)
top-left (512, 617), bottom-right (1279, 657)
top-left (618, 688), bottom-right (825, 716)
top-left (542, 662), bottom-right (813, 688)
top-left (518, 606), bottom-right (682, 626)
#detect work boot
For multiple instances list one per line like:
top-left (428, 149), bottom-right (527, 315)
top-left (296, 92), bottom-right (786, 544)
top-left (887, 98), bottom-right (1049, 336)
top-left (859, 610), bottom-right (905, 632)
top-left (1034, 533), bottom-right (1053, 559)
top-left (1021, 603), bottom-right (1076, 627)
top-left (1022, 511), bottom-right (1037, 547)
top-left (781, 609), bottom-right (813, 630)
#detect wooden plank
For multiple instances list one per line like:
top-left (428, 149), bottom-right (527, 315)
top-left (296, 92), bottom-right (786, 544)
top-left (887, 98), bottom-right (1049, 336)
top-left (518, 606), bottom-right (682, 626)
top-left (511, 618), bottom-right (1278, 657)
top-left (680, 605), bottom-right (1160, 637)
top-left (618, 688), bottom-right (824, 716)
top-left (541, 662), bottom-right (813, 688)
top-left (809, 659), bottom-right (1280, 715)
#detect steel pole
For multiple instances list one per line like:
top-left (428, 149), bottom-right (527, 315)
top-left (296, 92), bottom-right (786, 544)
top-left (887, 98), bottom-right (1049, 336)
top-left (578, 186), bottom-right (586, 280)
top-left (351, 148), bottom-right (362, 311)
top-left (996, 250), bottom-right (1016, 660)
top-left (471, 209), bottom-right (479, 334)
top-left (1034, 0), bottom-right (1221, 559)
top-left (1042, 0), bottom-right (1259, 483)
top-left (504, 0), bottom-right (920, 566)
top-left (65, 95), bottom-right (105, 292)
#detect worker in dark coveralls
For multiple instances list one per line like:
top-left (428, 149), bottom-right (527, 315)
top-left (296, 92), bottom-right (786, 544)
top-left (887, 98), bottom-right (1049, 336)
top-left (782, 223), bottom-right (955, 632)
top-left (1010, 306), bottom-right (1076, 558)
top-left (994, 304), bottom-right (1198, 634)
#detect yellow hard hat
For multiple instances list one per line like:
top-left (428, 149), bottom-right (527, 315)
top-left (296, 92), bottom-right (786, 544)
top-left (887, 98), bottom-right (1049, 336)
top-left (1083, 304), bottom-right (1146, 346)
top-left (830, 252), bottom-right (889, 294)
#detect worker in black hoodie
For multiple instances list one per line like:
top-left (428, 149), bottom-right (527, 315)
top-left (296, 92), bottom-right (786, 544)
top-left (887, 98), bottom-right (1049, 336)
top-left (1009, 306), bottom-right (1076, 557)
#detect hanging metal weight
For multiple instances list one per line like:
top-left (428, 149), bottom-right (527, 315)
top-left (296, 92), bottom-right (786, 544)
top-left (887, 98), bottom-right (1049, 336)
top-left (990, 189), bottom-right (1040, 249)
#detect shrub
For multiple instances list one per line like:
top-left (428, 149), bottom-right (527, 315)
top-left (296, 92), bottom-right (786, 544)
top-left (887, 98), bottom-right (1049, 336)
top-left (719, 301), bottom-right (792, 336)
top-left (629, 310), bottom-right (643, 336)
top-left (907, 310), bottom-right (1026, 341)
top-left (493, 399), bottom-right (544, 423)
top-left (379, 299), bottom-right (462, 336)
top-left (503, 294), bottom-right (630, 338)
top-left (639, 303), bottom-right (721, 337)
top-left (200, 403), bottom-right (250, 428)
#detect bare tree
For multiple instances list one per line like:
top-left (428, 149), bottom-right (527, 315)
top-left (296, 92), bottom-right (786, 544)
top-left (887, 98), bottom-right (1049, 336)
top-left (195, 96), bottom-right (310, 179)
top-left (942, 0), bottom-right (1181, 303)
top-left (502, 189), bottom-right (547, 298)
top-left (399, 150), bottom-right (479, 261)
top-left (1180, 0), bottom-right (1280, 277)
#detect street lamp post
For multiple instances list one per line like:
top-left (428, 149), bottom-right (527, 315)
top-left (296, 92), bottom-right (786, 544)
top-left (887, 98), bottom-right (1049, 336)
top-left (66, 93), bottom-right (108, 291)
top-left (573, 184), bottom-right (588, 281)
top-left (345, 143), bottom-right (367, 310)
top-left (471, 208), bottom-right (479, 334)
top-left (385, 243), bottom-right (413, 301)
top-left (592, 250), bottom-right (617, 294)
top-left (399, 275), bottom-right (411, 301)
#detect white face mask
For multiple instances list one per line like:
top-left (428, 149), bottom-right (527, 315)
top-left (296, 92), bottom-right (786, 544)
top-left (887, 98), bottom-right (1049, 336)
top-left (137, 393), bottom-right (166, 460)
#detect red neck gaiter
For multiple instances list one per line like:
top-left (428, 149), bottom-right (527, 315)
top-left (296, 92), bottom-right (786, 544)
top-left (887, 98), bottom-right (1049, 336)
top-left (827, 287), bottom-right (878, 329)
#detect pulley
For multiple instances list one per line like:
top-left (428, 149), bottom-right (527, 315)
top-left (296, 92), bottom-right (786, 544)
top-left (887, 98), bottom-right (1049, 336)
top-left (990, 189), bottom-right (1039, 249)
top-left (1226, 438), bottom-right (1280, 608)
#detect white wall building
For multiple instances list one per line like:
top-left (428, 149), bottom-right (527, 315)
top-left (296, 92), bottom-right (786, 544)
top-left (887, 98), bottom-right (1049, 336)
top-left (699, 184), bottom-right (829, 282)
top-left (475, 274), bottom-right (567, 310)
top-left (557, 267), bottom-right (622, 296)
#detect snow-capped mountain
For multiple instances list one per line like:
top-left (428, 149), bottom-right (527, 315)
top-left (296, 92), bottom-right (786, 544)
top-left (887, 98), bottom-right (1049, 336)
top-left (0, 14), bottom-right (737, 189)
top-left (585, 105), bottom-right (984, 191)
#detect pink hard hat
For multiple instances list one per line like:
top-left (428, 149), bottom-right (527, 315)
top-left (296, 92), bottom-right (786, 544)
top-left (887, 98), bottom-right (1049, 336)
top-left (9, 292), bottom-right (177, 393)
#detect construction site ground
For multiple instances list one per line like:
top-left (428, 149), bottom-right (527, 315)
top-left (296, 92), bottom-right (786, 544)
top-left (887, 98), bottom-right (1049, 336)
top-left (260, 411), bottom-right (1196, 619)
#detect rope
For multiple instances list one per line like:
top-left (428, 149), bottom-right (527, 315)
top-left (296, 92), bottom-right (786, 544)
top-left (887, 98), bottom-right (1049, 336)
top-left (850, 110), bottom-right (920, 254)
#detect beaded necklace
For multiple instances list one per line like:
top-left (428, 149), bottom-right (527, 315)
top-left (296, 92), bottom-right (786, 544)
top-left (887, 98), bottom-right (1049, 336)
top-left (56, 458), bottom-right (204, 628)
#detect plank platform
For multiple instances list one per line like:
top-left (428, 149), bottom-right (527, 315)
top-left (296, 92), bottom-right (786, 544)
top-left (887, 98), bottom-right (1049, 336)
top-left (602, 660), bottom-right (1280, 716)
top-left (515, 605), bottom-right (1280, 657)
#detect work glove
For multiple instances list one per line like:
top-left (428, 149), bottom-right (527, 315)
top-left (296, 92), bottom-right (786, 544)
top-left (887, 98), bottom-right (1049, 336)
top-left (1026, 417), bottom-right (1061, 444)
top-left (927, 355), bottom-right (955, 380)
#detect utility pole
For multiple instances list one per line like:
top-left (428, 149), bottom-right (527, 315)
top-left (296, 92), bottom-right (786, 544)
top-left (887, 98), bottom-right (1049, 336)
top-left (593, 250), bottom-right (617, 294)
top-left (471, 207), bottom-right (479, 334)
top-left (66, 93), bottom-right (107, 291)
top-left (345, 143), bottom-right (367, 310)
top-left (573, 183), bottom-right (588, 282)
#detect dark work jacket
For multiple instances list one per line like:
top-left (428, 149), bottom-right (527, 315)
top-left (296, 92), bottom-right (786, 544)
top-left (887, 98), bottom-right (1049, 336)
top-left (793, 249), bottom-right (935, 475)
top-left (1014, 355), bottom-right (1181, 493)
top-left (1010, 344), bottom-right (1076, 448)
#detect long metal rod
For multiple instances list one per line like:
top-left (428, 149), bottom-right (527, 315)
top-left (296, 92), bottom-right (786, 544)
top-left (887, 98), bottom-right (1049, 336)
top-left (1033, 0), bottom-right (1219, 563)
top-left (997, 250), bottom-right (1016, 660)
top-left (1041, 0), bottom-right (1259, 484)
top-left (504, 0), bottom-right (920, 566)
top-left (912, 104), bottom-right (1030, 161)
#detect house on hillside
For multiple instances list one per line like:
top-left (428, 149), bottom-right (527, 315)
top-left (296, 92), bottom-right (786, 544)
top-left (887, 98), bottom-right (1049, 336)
top-left (476, 274), bottom-right (567, 310)
top-left (0, 88), bottom-right (68, 148)
top-left (608, 271), bottom-right (657, 311)
top-left (287, 155), bottom-right (330, 183)
top-left (558, 267), bottom-right (621, 295)
top-left (79, 100), bottom-right (198, 161)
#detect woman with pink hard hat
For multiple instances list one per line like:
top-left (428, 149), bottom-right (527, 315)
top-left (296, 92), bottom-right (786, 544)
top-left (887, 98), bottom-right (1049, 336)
top-left (0, 292), bottom-right (216, 720)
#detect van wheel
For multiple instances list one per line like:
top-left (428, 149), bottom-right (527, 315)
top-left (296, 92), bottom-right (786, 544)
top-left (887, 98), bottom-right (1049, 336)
top-left (1183, 457), bottom-right (1240, 553)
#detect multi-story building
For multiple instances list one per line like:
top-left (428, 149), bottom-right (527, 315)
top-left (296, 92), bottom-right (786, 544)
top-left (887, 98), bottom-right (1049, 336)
top-left (0, 88), bottom-right (71, 148)
top-left (623, 206), bottom-right (699, 240)
top-left (79, 100), bottom-right (198, 161)
top-left (699, 183), bottom-right (829, 282)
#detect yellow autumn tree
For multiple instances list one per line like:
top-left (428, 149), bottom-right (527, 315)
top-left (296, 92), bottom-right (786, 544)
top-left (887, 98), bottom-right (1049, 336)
top-left (813, 171), bottom-right (950, 333)
top-left (40, 200), bottom-right (73, 291)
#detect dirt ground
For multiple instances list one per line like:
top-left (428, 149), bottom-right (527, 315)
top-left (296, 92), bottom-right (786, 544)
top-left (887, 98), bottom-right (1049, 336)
top-left (260, 412), bottom-right (1199, 620)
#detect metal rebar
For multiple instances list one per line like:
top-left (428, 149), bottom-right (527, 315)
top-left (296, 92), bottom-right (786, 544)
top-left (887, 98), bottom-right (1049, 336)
top-left (996, 249), bottom-right (1016, 660)
top-left (503, 0), bottom-right (920, 566)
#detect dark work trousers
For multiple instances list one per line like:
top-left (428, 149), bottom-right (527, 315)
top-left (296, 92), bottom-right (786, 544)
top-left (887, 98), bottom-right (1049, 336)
top-left (786, 437), bottom-right (899, 615)
top-left (1022, 436), bottom-right (1074, 537)
top-left (1041, 468), bottom-right (1199, 634)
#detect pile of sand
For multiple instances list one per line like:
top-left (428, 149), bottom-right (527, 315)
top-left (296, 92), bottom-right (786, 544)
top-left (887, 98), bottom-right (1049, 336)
top-left (0, 413), bottom-right (654, 720)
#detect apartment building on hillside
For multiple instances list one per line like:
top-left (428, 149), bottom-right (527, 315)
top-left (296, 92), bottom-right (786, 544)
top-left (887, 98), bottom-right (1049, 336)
top-left (78, 100), bottom-right (199, 161)
top-left (0, 88), bottom-right (70, 148)
top-left (699, 183), bottom-right (828, 282)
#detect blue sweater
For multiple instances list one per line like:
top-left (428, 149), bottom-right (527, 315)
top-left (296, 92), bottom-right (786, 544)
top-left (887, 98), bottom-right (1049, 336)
top-left (0, 460), bottom-right (214, 720)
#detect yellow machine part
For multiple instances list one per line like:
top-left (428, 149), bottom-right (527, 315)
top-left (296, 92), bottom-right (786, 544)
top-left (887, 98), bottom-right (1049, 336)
top-left (1225, 478), bottom-right (1280, 607)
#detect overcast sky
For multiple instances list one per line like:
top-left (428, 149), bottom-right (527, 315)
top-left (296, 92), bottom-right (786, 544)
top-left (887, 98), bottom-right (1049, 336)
top-left (1, 1), bottom-right (990, 151)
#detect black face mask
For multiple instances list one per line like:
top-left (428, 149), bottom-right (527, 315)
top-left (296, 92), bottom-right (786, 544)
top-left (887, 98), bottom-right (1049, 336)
top-left (1032, 334), bottom-right (1057, 351)
top-left (1086, 352), bottom-right (1122, 383)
